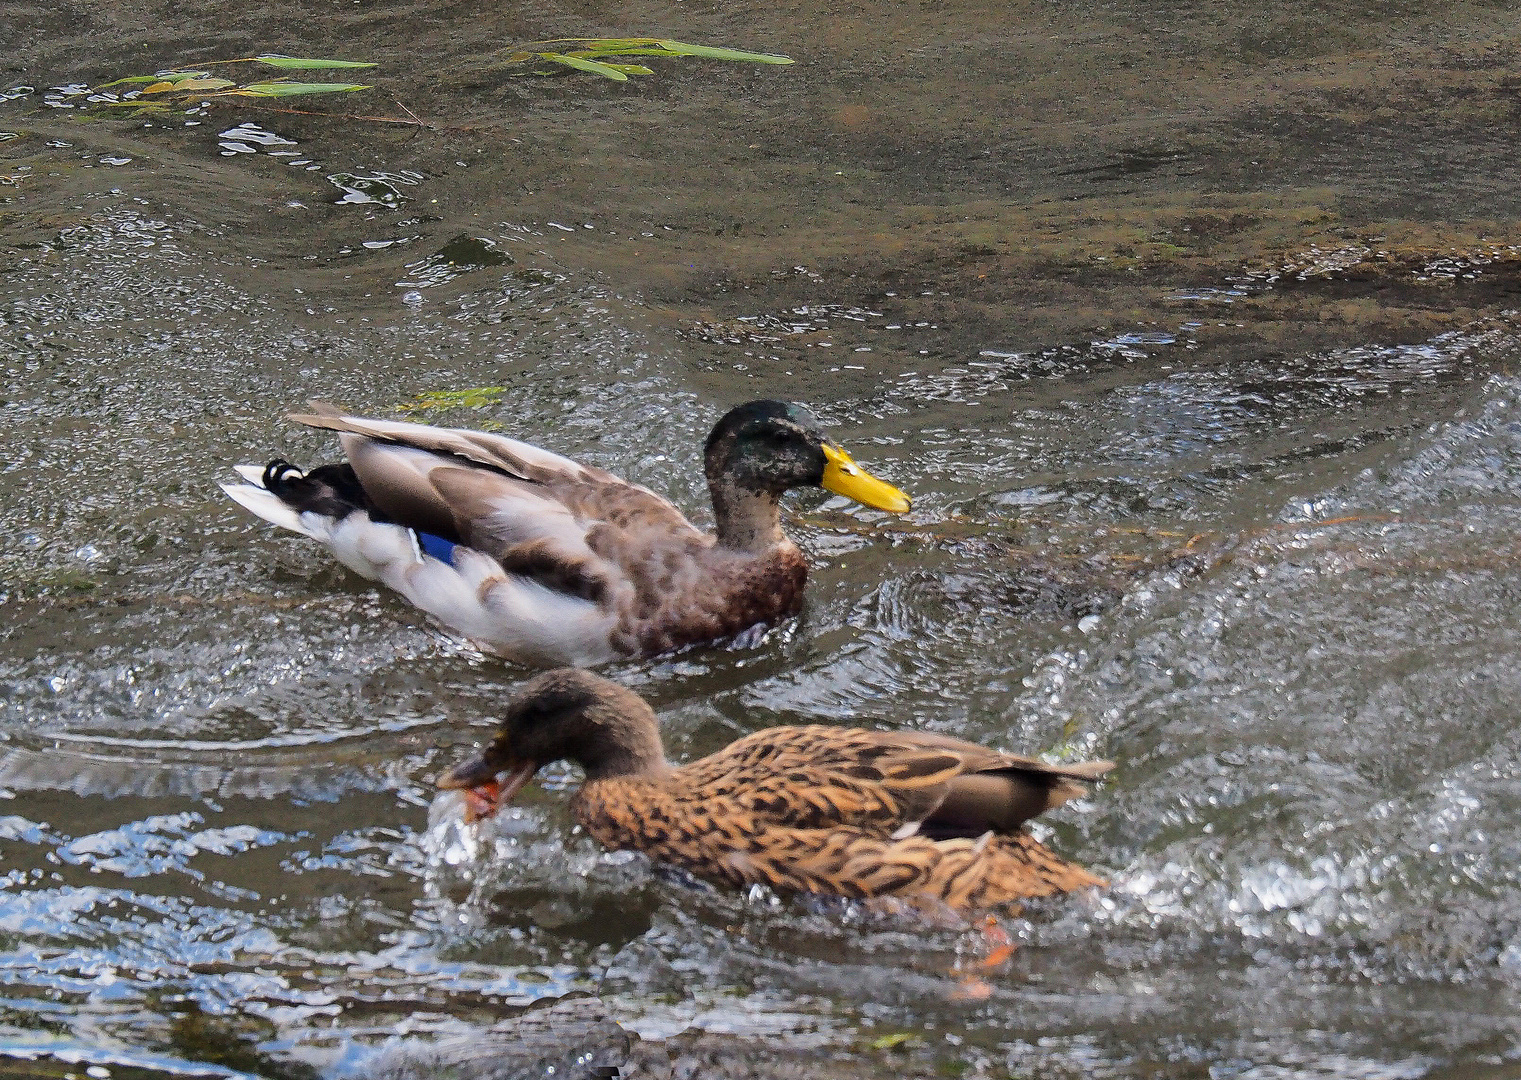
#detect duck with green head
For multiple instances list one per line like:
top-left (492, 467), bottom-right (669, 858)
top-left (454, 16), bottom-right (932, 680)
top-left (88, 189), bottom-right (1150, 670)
top-left (223, 400), bottom-right (909, 666)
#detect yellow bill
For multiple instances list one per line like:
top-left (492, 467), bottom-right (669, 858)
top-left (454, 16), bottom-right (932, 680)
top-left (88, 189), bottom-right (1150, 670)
top-left (821, 442), bottom-right (911, 513)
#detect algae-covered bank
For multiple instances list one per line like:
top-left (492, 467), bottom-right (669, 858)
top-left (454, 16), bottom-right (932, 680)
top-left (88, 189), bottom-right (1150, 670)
top-left (4, 1), bottom-right (1521, 1076)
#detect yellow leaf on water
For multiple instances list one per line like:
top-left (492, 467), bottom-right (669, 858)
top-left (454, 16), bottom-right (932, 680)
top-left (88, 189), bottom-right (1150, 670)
top-left (166, 78), bottom-right (235, 92)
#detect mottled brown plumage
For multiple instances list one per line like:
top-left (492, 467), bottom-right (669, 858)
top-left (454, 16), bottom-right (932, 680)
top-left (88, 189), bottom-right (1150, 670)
top-left (222, 400), bottom-right (909, 666)
top-left (439, 670), bottom-right (1112, 914)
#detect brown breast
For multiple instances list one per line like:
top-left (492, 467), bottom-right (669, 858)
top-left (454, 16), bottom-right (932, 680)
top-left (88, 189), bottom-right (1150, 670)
top-left (609, 543), bottom-right (808, 656)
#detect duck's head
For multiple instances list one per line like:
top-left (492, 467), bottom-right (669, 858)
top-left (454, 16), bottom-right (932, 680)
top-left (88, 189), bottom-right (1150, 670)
top-left (703, 400), bottom-right (911, 515)
top-left (438, 669), bottom-right (666, 820)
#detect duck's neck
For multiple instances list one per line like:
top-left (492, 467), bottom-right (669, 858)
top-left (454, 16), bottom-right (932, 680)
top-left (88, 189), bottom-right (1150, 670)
top-left (709, 479), bottom-right (787, 553)
top-left (577, 699), bottom-right (675, 782)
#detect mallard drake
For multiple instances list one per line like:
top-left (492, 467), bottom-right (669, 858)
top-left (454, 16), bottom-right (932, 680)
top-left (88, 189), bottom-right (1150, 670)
top-left (439, 669), bottom-right (1112, 913)
top-left (221, 400), bottom-right (909, 667)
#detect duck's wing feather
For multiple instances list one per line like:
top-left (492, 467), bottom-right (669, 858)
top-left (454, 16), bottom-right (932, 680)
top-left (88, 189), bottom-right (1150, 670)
top-left (679, 726), bottom-right (1112, 840)
top-left (674, 726), bottom-right (954, 833)
top-left (886, 729), bottom-right (1114, 836)
top-left (290, 403), bottom-right (619, 487)
top-left (292, 407), bottom-right (706, 563)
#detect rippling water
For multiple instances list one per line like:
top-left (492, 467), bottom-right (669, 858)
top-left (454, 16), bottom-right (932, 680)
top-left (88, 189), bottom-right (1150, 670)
top-left (6, 2), bottom-right (1521, 1077)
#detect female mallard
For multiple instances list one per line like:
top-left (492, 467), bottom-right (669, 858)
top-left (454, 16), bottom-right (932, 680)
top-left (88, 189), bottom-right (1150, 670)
top-left (440, 669), bottom-right (1112, 913)
top-left (222, 400), bottom-right (909, 667)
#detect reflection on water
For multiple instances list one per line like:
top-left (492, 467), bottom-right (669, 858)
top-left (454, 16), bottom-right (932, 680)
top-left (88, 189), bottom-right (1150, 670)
top-left (5, 2), bottom-right (1521, 1076)
top-left (326, 170), bottom-right (424, 208)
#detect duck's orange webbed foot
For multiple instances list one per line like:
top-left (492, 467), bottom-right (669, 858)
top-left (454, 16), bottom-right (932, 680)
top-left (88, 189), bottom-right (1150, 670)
top-left (948, 915), bottom-right (1017, 1001)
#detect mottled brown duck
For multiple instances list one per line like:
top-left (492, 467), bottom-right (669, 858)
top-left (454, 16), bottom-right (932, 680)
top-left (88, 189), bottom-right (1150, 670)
top-left (439, 669), bottom-right (1113, 914)
top-left (221, 400), bottom-right (909, 666)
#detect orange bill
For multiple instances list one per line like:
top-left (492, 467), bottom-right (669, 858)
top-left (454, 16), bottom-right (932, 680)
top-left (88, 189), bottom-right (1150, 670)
top-left (439, 756), bottom-right (538, 822)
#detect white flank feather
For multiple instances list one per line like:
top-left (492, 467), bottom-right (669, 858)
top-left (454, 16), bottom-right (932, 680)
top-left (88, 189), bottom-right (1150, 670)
top-left (318, 514), bottom-right (620, 665)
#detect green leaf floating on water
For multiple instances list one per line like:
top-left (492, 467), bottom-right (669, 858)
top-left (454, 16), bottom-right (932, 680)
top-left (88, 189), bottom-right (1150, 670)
top-left (651, 39), bottom-right (794, 63)
top-left (526, 36), bottom-right (795, 68)
top-left (85, 35), bottom-right (788, 112)
top-left (539, 53), bottom-right (629, 81)
top-left (397, 387), bottom-right (508, 413)
top-left (220, 80), bottom-right (373, 97)
top-left (92, 63), bottom-right (373, 101)
top-left (250, 55), bottom-right (379, 70)
top-left (142, 70), bottom-right (215, 83)
top-left (540, 37), bottom-right (793, 63)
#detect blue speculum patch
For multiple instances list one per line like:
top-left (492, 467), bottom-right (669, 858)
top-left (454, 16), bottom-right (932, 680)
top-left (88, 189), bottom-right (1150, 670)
top-left (416, 531), bottom-right (457, 564)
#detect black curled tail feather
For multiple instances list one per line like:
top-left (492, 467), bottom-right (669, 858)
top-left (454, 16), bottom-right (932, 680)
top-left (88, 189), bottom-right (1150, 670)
top-left (262, 460), bottom-right (380, 521)
top-left (261, 460), bottom-right (305, 490)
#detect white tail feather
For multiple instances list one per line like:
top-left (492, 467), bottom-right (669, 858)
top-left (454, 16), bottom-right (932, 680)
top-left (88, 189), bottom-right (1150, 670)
top-left (233, 464), bottom-right (269, 486)
top-left (221, 483), bottom-right (326, 539)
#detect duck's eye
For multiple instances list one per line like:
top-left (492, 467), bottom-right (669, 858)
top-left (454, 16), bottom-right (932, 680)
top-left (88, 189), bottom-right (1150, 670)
top-left (765, 428), bottom-right (792, 446)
